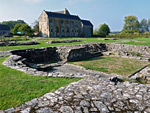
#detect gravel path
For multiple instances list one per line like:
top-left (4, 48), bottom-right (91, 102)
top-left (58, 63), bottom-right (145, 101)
top-left (48, 64), bottom-right (114, 78)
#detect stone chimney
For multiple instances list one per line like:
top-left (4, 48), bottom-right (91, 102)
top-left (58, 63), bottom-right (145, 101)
top-left (64, 8), bottom-right (70, 15)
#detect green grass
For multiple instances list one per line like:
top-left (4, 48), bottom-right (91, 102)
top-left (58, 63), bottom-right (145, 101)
top-left (1, 37), bottom-right (150, 51)
top-left (69, 56), bottom-right (148, 76)
top-left (0, 57), bottom-right (81, 110)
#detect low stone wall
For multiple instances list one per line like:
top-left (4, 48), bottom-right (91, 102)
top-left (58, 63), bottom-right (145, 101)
top-left (0, 42), bottom-right (39, 46)
top-left (47, 40), bottom-right (82, 43)
top-left (57, 43), bottom-right (105, 62)
top-left (11, 47), bottom-right (58, 63)
top-left (2, 43), bottom-right (105, 77)
top-left (4, 43), bottom-right (150, 62)
top-left (0, 51), bottom-right (12, 57)
top-left (2, 55), bottom-right (86, 78)
top-left (3, 42), bottom-right (150, 80)
top-left (11, 43), bottom-right (105, 63)
top-left (105, 43), bottom-right (150, 57)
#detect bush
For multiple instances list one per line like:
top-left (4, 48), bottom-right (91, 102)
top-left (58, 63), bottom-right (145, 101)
top-left (106, 33), bottom-right (150, 38)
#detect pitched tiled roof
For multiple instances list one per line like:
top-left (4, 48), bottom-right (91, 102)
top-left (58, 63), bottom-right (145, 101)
top-left (0, 24), bottom-right (10, 30)
top-left (45, 11), bottom-right (80, 20)
top-left (81, 20), bottom-right (93, 26)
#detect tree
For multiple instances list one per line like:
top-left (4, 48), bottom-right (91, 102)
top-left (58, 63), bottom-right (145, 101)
top-left (11, 23), bottom-right (24, 34)
top-left (1, 20), bottom-right (26, 30)
top-left (18, 24), bottom-right (33, 35)
top-left (93, 28), bottom-right (98, 35)
top-left (148, 19), bottom-right (150, 32)
top-left (140, 19), bottom-right (148, 33)
top-left (122, 15), bottom-right (140, 32)
top-left (32, 20), bottom-right (39, 32)
top-left (98, 23), bottom-right (110, 37)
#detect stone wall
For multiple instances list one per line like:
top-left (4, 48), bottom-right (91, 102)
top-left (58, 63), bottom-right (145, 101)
top-left (66, 44), bottom-right (105, 61)
top-left (11, 43), bottom-right (105, 63)
top-left (48, 18), bottom-right (82, 37)
top-left (0, 42), bottom-right (39, 46)
top-left (3, 42), bottom-right (150, 81)
top-left (105, 43), bottom-right (150, 57)
top-left (3, 43), bottom-right (150, 62)
top-left (9, 43), bottom-right (150, 64)
top-left (11, 47), bottom-right (58, 63)
top-left (82, 25), bottom-right (93, 37)
top-left (47, 40), bottom-right (82, 43)
top-left (0, 51), bottom-right (12, 57)
top-left (2, 43), bottom-right (106, 78)
top-left (39, 10), bottom-right (49, 37)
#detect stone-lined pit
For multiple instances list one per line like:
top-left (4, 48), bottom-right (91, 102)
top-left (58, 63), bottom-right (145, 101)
top-left (2, 43), bottom-right (150, 112)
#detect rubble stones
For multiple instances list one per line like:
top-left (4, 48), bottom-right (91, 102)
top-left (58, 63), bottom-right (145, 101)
top-left (0, 42), bottom-right (39, 46)
top-left (105, 43), bottom-right (150, 58)
top-left (0, 51), bottom-right (12, 57)
top-left (4, 76), bottom-right (150, 112)
top-left (47, 40), bottom-right (82, 44)
top-left (2, 43), bottom-right (150, 112)
top-left (130, 66), bottom-right (150, 83)
top-left (2, 55), bottom-right (90, 78)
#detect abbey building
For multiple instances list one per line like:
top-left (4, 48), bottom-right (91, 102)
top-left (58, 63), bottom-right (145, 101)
top-left (39, 8), bottom-right (93, 37)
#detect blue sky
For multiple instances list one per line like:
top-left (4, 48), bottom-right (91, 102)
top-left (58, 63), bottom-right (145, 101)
top-left (0, 0), bottom-right (150, 31)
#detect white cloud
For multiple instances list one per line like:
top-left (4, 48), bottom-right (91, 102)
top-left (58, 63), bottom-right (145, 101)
top-left (24, 0), bottom-right (44, 3)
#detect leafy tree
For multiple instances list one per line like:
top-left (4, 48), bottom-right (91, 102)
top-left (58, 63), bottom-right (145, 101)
top-left (93, 28), bottom-right (98, 35)
top-left (18, 24), bottom-right (33, 35)
top-left (32, 20), bottom-right (39, 32)
top-left (148, 19), bottom-right (150, 32)
top-left (98, 23), bottom-right (110, 37)
top-left (11, 23), bottom-right (24, 34)
top-left (1, 20), bottom-right (26, 30)
top-left (122, 15), bottom-right (140, 32)
top-left (140, 19), bottom-right (148, 33)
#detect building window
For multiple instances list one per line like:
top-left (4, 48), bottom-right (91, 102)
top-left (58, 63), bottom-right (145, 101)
top-left (67, 27), bottom-right (69, 33)
top-left (51, 29), bottom-right (53, 32)
top-left (71, 21), bottom-right (74, 25)
top-left (66, 20), bottom-right (69, 24)
top-left (49, 19), bottom-right (52, 23)
top-left (56, 27), bottom-right (59, 33)
top-left (61, 20), bottom-right (64, 24)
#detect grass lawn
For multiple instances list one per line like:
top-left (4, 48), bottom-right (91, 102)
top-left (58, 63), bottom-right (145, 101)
top-left (1, 37), bottom-right (150, 51)
top-left (0, 57), bottom-right (81, 110)
top-left (69, 56), bottom-right (149, 76)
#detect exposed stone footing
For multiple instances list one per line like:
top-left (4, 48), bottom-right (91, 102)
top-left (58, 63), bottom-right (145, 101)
top-left (2, 55), bottom-right (87, 78)
top-left (0, 42), bottom-right (39, 46)
top-left (4, 75), bottom-right (150, 113)
top-left (47, 40), bottom-right (82, 43)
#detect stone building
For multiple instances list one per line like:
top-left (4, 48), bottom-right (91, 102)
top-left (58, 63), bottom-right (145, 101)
top-left (39, 8), bottom-right (93, 37)
top-left (0, 24), bottom-right (11, 35)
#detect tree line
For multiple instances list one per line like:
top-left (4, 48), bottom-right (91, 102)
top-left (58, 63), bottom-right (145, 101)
top-left (122, 15), bottom-right (150, 33)
top-left (94, 15), bottom-right (150, 38)
top-left (0, 20), bottom-right (39, 35)
top-left (107, 15), bottom-right (150, 38)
